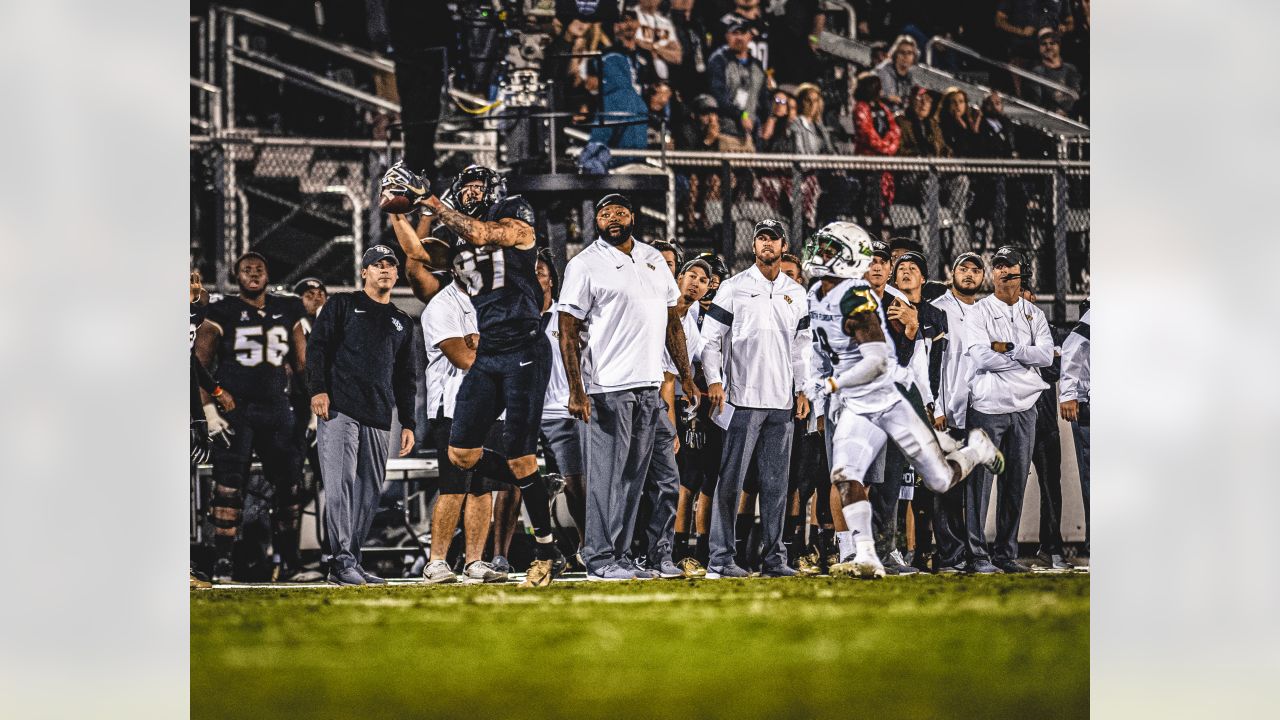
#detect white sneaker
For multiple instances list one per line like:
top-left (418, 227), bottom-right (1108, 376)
top-left (421, 559), bottom-right (458, 584)
top-left (966, 429), bottom-right (1006, 474)
top-left (462, 560), bottom-right (508, 584)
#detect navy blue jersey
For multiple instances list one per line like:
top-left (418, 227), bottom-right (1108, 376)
top-left (203, 294), bottom-right (306, 402)
top-left (432, 195), bottom-right (542, 354)
top-left (190, 302), bottom-right (207, 349)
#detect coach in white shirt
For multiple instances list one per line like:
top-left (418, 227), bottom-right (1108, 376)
top-left (701, 219), bottom-right (812, 578)
top-left (965, 247), bottom-right (1054, 574)
top-left (1059, 304), bottom-right (1090, 554)
top-left (558, 194), bottom-right (698, 581)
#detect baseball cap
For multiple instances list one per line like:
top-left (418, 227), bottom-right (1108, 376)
top-left (889, 236), bottom-right (922, 254)
top-left (691, 94), bottom-right (719, 113)
top-left (726, 19), bottom-right (753, 35)
top-left (951, 251), bottom-right (983, 274)
top-left (891, 251), bottom-right (927, 283)
top-left (753, 219), bottom-right (787, 241)
top-left (293, 277), bottom-right (326, 295)
top-left (870, 240), bottom-right (891, 260)
top-left (362, 244), bottom-right (400, 268)
top-left (595, 193), bottom-right (633, 214)
top-left (991, 246), bottom-right (1025, 268)
top-left (1037, 27), bottom-right (1061, 43)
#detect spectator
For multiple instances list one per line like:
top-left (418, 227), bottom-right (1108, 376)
top-left (607, 10), bottom-right (659, 94)
top-left (867, 40), bottom-right (889, 68)
top-left (634, 0), bottom-right (684, 81)
top-left (1059, 304), bottom-right (1090, 555)
top-left (645, 80), bottom-right (679, 148)
top-left (679, 94), bottom-right (753, 232)
top-left (668, 0), bottom-right (712, 100)
top-left (717, 0), bottom-right (769, 69)
top-left (759, 89), bottom-right (797, 152)
top-left (785, 83), bottom-right (836, 155)
top-left (767, 0), bottom-right (824, 85)
top-left (995, 0), bottom-right (1073, 65)
top-left (977, 91), bottom-right (1017, 157)
top-left (875, 35), bottom-right (919, 113)
top-left (851, 72), bottom-right (901, 232)
top-left (964, 246), bottom-right (1053, 574)
top-left (896, 87), bottom-right (946, 157)
top-left (933, 86), bottom-right (981, 157)
top-left (590, 35), bottom-right (651, 153)
top-left (1027, 28), bottom-right (1082, 116)
top-left (707, 20), bottom-right (770, 139)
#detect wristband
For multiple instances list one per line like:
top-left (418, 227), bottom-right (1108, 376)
top-left (212, 386), bottom-right (224, 397)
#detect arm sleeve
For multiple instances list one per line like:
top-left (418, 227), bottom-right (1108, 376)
top-left (910, 338), bottom-right (935, 408)
top-left (1059, 322), bottom-right (1090, 402)
top-left (833, 341), bottom-right (890, 389)
top-left (928, 312), bottom-right (948, 398)
top-left (965, 304), bottom-right (1024, 372)
top-left (305, 295), bottom-right (341, 396)
top-left (392, 318), bottom-right (419, 432)
top-left (192, 352), bottom-right (218, 394)
top-left (699, 285), bottom-right (735, 387)
top-left (557, 258), bottom-right (593, 321)
top-left (1010, 307), bottom-right (1055, 368)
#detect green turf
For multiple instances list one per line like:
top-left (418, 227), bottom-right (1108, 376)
top-left (191, 574), bottom-right (1088, 719)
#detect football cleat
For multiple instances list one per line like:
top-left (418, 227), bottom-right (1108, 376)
top-left (211, 557), bottom-right (234, 584)
top-left (967, 429), bottom-right (1005, 475)
top-left (190, 572), bottom-right (211, 590)
top-left (520, 543), bottom-right (566, 588)
top-left (677, 556), bottom-right (707, 578)
top-left (794, 553), bottom-right (822, 576)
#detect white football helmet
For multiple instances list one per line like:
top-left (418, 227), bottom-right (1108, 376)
top-left (801, 221), bottom-right (875, 280)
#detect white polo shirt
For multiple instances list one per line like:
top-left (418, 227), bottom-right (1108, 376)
top-left (931, 290), bottom-right (979, 428)
top-left (966, 294), bottom-right (1054, 414)
top-left (559, 238), bottom-right (680, 395)
top-left (1059, 309), bottom-right (1091, 403)
top-left (421, 282), bottom-right (477, 419)
top-left (662, 304), bottom-right (703, 381)
top-left (543, 303), bottom-right (571, 420)
top-left (701, 264), bottom-right (812, 410)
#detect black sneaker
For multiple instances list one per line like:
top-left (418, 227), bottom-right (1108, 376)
top-left (966, 559), bottom-right (1002, 574)
top-left (211, 557), bottom-right (234, 584)
top-left (994, 559), bottom-right (1032, 574)
top-left (1036, 551), bottom-right (1074, 570)
top-left (883, 550), bottom-right (920, 576)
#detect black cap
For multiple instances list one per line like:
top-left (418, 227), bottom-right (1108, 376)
top-left (891, 251), bottom-right (928, 284)
top-left (870, 240), bottom-right (891, 260)
top-left (951, 251), bottom-right (983, 274)
top-left (753, 219), bottom-right (787, 241)
top-left (1037, 27), bottom-right (1061, 43)
top-left (691, 93), bottom-right (719, 113)
top-left (361, 244), bottom-right (400, 268)
top-left (293, 277), bottom-right (326, 295)
top-left (991, 246), bottom-right (1025, 268)
top-left (696, 252), bottom-right (729, 279)
top-left (727, 19), bottom-right (752, 34)
top-left (595, 193), bottom-right (633, 214)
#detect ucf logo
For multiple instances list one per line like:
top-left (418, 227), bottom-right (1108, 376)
top-left (783, 295), bottom-right (793, 304)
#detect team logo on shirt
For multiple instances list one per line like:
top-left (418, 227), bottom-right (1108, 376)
top-left (783, 295), bottom-right (793, 304)
top-left (647, 262), bottom-right (656, 271)
top-left (392, 318), bottom-right (403, 332)
top-left (240, 311), bottom-right (250, 321)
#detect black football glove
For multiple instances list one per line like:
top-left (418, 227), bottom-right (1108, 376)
top-left (191, 420), bottom-right (212, 465)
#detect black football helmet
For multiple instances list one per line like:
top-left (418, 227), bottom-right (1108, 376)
top-left (449, 165), bottom-right (506, 217)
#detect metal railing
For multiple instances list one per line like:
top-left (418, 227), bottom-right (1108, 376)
top-left (926, 36), bottom-right (1079, 105)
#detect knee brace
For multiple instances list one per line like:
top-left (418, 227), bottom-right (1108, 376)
top-left (209, 475), bottom-right (244, 535)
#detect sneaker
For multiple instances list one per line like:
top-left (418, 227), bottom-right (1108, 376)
top-left (586, 563), bottom-right (635, 581)
top-left (327, 565), bottom-right (367, 586)
top-left (542, 472), bottom-right (566, 497)
top-left (966, 429), bottom-right (1005, 475)
top-left (795, 552), bottom-right (822, 576)
top-left (357, 567), bottom-right (386, 584)
top-left (677, 556), bottom-right (707, 578)
top-left (966, 559), bottom-right (1003, 574)
top-left (994, 559), bottom-right (1032, 574)
top-left (1036, 552), bottom-right (1074, 570)
top-left (705, 563), bottom-right (750, 579)
top-left (935, 564), bottom-right (965, 575)
top-left (463, 560), bottom-right (508, 584)
top-left (190, 572), bottom-right (211, 589)
top-left (421, 559), bottom-right (458, 585)
top-left (491, 555), bottom-right (513, 576)
top-left (883, 550), bottom-right (920, 576)
top-left (621, 559), bottom-right (655, 580)
top-left (211, 557), bottom-right (234, 584)
top-left (649, 559), bottom-right (684, 579)
top-left (761, 564), bottom-right (799, 577)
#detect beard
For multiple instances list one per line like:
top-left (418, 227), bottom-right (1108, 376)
top-left (954, 281), bottom-right (979, 296)
top-left (601, 221), bottom-right (633, 246)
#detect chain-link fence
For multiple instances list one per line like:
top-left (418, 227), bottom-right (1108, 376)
top-left (191, 137), bottom-right (1087, 320)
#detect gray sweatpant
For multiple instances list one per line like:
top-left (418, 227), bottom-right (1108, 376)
top-left (318, 411), bottom-right (390, 570)
top-left (581, 388), bottom-right (662, 573)
top-left (965, 406), bottom-right (1037, 564)
top-left (709, 406), bottom-right (794, 570)
top-left (640, 412), bottom-right (680, 565)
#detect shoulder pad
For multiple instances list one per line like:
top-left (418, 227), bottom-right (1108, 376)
top-left (494, 195), bottom-right (535, 226)
top-left (840, 287), bottom-right (878, 319)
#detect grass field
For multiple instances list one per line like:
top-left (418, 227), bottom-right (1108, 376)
top-left (191, 574), bottom-right (1088, 719)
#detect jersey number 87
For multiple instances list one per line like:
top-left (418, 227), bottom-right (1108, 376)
top-left (453, 247), bottom-right (505, 296)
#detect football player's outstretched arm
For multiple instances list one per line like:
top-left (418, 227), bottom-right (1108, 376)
top-left (425, 196), bottom-right (535, 250)
top-left (828, 310), bottom-right (891, 390)
top-left (389, 212), bottom-right (446, 303)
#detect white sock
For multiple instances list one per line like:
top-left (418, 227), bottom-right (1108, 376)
top-left (840, 501), bottom-right (873, 554)
top-left (836, 531), bottom-right (854, 561)
top-left (535, 533), bottom-right (554, 544)
top-left (946, 447), bottom-right (982, 481)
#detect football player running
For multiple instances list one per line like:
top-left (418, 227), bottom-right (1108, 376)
top-left (800, 223), bottom-right (1005, 579)
top-left (384, 163), bottom-right (565, 587)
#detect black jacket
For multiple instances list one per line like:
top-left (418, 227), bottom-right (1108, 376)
top-left (305, 291), bottom-right (418, 432)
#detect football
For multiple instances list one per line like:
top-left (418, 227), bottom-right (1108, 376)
top-left (379, 187), bottom-right (415, 214)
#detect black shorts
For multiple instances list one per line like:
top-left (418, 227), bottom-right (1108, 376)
top-left (449, 334), bottom-right (552, 458)
top-left (676, 395), bottom-right (724, 494)
top-left (431, 412), bottom-right (505, 495)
